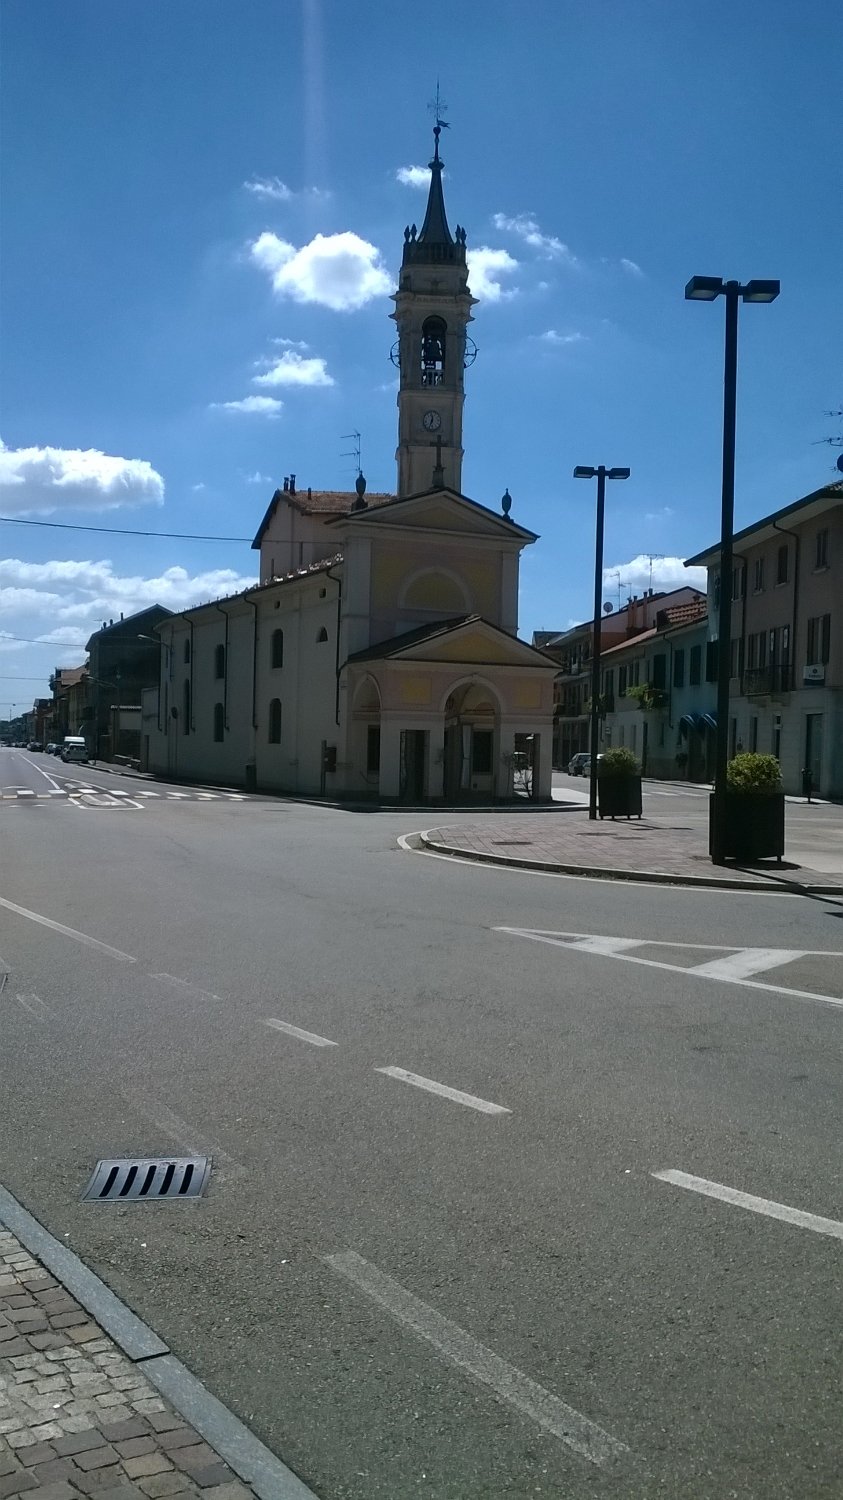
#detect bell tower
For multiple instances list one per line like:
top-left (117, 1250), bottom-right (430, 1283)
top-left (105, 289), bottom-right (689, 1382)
top-left (391, 126), bottom-right (476, 497)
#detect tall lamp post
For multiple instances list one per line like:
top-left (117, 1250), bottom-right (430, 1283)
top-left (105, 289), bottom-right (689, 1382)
top-left (685, 276), bottom-right (780, 864)
top-left (573, 464), bottom-right (631, 821)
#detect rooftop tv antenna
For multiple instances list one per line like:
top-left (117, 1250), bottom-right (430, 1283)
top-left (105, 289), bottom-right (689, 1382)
top-left (341, 430), bottom-right (362, 478)
top-left (644, 553), bottom-right (666, 590)
top-left (607, 569), bottom-right (626, 611)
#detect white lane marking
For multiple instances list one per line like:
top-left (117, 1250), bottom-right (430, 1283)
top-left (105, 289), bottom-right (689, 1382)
top-left (136, 791), bottom-right (159, 797)
top-left (497, 928), bottom-right (843, 1011)
top-left (18, 754), bottom-right (64, 792)
top-left (263, 1018), bottom-right (338, 1048)
top-left (167, 792), bottom-right (191, 799)
top-left (325, 1250), bottom-right (628, 1465)
top-left (107, 788), bottom-right (130, 797)
top-left (0, 895), bottom-right (136, 962)
top-left (395, 834), bottom-right (802, 898)
top-left (16, 789), bottom-right (35, 799)
top-left (376, 1065), bottom-right (511, 1116)
top-left (149, 972), bottom-right (222, 1002)
top-left (690, 948), bottom-right (806, 980)
top-left (15, 993), bottom-right (57, 1021)
top-left (653, 1169), bottom-right (843, 1242)
top-left (125, 1094), bottom-right (246, 1181)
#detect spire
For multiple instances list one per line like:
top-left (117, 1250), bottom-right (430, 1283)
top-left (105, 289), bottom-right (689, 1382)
top-left (402, 125), bottom-right (466, 267)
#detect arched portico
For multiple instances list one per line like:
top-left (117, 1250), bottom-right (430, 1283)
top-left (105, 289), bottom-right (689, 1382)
top-left (441, 676), bottom-right (503, 800)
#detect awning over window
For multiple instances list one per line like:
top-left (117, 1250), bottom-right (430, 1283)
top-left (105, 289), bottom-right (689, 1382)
top-left (679, 712), bottom-right (703, 737)
top-left (701, 710), bottom-right (717, 731)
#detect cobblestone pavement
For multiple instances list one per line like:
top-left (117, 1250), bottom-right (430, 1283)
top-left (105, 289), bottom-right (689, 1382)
top-left (422, 810), bottom-right (843, 891)
top-left (0, 1231), bottom-right (256, 1500)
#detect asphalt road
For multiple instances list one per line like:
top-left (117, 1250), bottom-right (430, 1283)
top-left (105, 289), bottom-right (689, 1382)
top-left (2, 747), bottom-right (842, 1498)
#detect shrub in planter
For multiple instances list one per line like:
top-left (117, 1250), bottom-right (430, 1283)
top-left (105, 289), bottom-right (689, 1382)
top-left (597, 746), bottom-right (643, 819)
top-left (710, 752), bottom-right (785, 861)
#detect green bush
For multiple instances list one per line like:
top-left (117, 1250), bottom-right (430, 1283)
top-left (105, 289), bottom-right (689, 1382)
top-left (599, 747), bottom-right (640, 777)
top-left (726, 752), bottom-right (782, 794)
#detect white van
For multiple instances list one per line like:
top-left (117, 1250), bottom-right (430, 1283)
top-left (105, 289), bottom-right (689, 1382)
top-left (61, 736), bottom-right (89, 764)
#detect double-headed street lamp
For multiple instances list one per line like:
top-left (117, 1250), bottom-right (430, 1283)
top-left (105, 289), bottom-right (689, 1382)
top-left (685, 276), bottom-right (780, 864)
top-left (574, 464), bottom-right (631, 821)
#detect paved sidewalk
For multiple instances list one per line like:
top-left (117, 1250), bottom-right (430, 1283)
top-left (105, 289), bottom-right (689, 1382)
top-left (0, 1230), bottom-right (309, 1500)
top-left (421, 808), bottom-right (843, 892)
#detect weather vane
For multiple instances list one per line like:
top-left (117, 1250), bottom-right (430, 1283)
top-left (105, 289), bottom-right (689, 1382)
top-left (427, 80), bottom-right (449, 132)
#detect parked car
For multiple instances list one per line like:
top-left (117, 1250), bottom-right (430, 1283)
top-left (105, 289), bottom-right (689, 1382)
top-left (60, 736), bottom-right (89, 764)
top-left (27, 741), bottom-right (41, 751)
top-left (45, 742), bottom-right (58, 756)
top-left (567, 752), bottom-right (590, 775)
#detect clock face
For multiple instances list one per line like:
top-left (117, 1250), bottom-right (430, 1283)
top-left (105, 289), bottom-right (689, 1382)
top-left (422, 409), bottom-right (442, 432)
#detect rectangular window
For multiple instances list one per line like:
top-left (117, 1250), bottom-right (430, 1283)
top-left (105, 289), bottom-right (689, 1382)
top-left (366, 725), bottom-right (381, 775)
top-left (471, 729), bottom-right (493, 775)
top-left (729, 717), bottom-right (738, 758)
top-left (776, 544), bottom-right (788, 584)
top-left (816, 528), bottom-right (829, 568)
top-left (729, 638), bottom-right (740, 679)
top-left (757, 630), bottom-right (767, 669)
top-left (618, 665), bottom-right (628, 695)
top-left (808, 613), bottom-right (831, 664)
top-left (781, 624), bottom-right (790, 666)
top-left (673, 650), bottom-right (685, 689)
top-left (651, 654), bottom-right (667, 689)
top-left (746, 633), bottom-right (758, 670)
top-left (769, 628), bottom-right (778, 666)
top-left (603, 668), bottom-right (614, 700)
top-left (705, 640), bottom-right (718, 681)
top-left (689, 644), bottom-right (702, 685)
top-left (749, 716), bottom-right (758, 752)
top-left (753, 557), bottom-right (765, 592)
top-left (631, 661), bottom-right (641, 687)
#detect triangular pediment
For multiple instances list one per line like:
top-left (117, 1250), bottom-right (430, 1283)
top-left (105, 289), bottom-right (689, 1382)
top-left (353, 616), bottom-right (559, 670)
top-left (328, 487), bottom-right (536, 542)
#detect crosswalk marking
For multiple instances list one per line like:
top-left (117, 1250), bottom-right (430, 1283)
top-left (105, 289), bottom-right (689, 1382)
top-left (3, 782), bottom-right (253, 805)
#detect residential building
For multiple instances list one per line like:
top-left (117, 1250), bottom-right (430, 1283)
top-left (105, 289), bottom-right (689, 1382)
top-left (85, 607), bottom-right (172, 759)
top-left (599, 597), bottom-right (715, 779)
top-left (686, 480), bottom-right (843, 798)
top-left (142, 129), bottom-right (558, 801)
top-left (50, 664), bottom-right (89, 741)
top-left (538, 587), bottom-right (704, 768)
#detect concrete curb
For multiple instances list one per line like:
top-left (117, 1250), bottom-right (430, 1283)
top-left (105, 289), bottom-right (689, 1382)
top-left (417, 834), bottom-right (843, 896)
top-left (0, 1183), bottom-right (318, 1500)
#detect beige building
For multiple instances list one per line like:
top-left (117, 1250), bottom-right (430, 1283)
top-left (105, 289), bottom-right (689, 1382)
top-left (686, 479), bottom-right (843, 798)
top-left (142, 128), bottom-right (557, 801)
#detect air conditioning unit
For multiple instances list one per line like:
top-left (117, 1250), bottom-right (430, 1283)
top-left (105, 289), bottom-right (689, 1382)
top-left (803, 663), bottom-right (825, 684)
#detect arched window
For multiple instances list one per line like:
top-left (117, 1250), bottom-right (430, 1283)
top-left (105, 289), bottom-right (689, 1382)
top-left (183, 638), bottom-right (191, 665)
top-left (268, 698), bottom-right (282, 744)
top-left (271, 629), bottom-right (284, 668)
top-left (316, 626), bottom-right (329, 643)
top-left (214, 643), bottom-right (225, 679)
top-left (182, 680), bottom-right (191, 735)
top-left (213, 703), bottom-right (224, 742)
top-left (421, 316), bottom-right (446, 387)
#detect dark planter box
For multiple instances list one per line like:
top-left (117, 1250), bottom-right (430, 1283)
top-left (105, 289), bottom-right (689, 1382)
top-left (598, 774), bottom-right (643, 820)
top-left (709, 790), bottom-right (785, 861)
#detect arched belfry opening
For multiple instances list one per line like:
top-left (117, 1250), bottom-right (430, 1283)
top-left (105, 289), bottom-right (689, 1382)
top-left (421, 317), bottom-right (446, 388)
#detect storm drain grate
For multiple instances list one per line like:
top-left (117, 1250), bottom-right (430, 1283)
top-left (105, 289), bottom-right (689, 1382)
top-left (82, 1156), bottom-right (211, 1202)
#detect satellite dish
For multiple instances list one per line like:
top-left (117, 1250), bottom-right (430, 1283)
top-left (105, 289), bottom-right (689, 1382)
top-left (603, 601), bottom-right (614, 614)
top-left (837, 452), bottom-right (843, 473)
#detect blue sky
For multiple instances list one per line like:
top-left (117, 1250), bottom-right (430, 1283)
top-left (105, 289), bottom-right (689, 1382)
top-left (1, 0), bottom-right (841, 711)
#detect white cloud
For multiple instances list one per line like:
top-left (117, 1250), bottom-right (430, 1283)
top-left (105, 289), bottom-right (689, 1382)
top-left (0, 439), bottom-right (164, 516)
top-left (604, 555), bottom-right (706, 595)
top-left (620, 258), bottom-right (644, 277)
top-left (396, 165), bottom-right (431, 188)
top-left (645, 505), bottom-right (675, 521)
top-left (191, 482), bottom-right (206, 492)
top-left (0, 557), bottom-right (258, 630)
top-left (209, 396), bottom-right (283, 418)
top-left (271, 337), bottom-right (309, 350)
top-left (243, 176), bottom-right (293, 202)
top-left (492, 212), bottom-right (579, 266)
top-left (253, 350), bottom-right (334, 388)
top-left (536, 329), bottom-right (585, 346)
top-left (466, 246), bottom-right (519, 302)
top-left (244, 471), bottom-right (274, 485)
top-left (250, 230), bottom-right (391, 312)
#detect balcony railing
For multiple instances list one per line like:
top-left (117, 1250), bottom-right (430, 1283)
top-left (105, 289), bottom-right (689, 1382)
top-left (742, 665), bottom-right (791, 697)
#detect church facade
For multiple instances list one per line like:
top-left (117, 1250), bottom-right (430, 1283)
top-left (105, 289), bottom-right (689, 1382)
top-left (141, 129), bottom-right (557, 801)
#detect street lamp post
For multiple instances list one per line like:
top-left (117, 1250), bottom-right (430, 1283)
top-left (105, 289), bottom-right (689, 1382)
top-left (685, 276), bottom-right (780, 864)
top-left (574, 464), bottom-right (631, 821)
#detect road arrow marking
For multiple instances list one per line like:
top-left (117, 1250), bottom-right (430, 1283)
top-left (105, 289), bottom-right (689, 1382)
top-left (496, 928), bottom-right (843, 1009)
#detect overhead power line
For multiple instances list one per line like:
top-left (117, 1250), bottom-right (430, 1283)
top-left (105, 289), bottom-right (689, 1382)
top-left (0, 634), bottom-right (88, 647)
top-left (0, 516), bottom-right (253, 542)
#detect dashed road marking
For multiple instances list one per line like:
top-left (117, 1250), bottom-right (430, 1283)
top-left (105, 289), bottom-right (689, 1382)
top-left (325, 1250), bottom-right (628, 1466)
top-left (0, 895), bottom-right (136, 962)
top-left (653, 1169), bottom-right (843, 1241)
top-left (376, 1065), bottom-right (511, 1116)
top-left (263, 1018), bottom-right (338, 1048)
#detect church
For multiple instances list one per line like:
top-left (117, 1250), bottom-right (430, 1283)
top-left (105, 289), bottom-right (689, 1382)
top-left (141, 128), bottom-right (558, 801)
